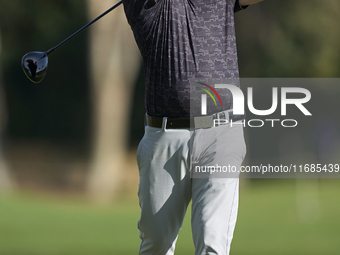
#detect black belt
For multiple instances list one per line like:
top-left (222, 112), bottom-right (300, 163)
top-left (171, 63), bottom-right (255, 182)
top-left (146, 110), bottom-right (245, 129)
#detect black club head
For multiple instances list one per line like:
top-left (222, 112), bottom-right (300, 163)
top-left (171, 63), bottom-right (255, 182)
top-left (21, 51), bottom-right (48, 83)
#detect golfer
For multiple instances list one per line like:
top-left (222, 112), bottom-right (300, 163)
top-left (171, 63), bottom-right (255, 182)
top-left (122, 0), bottom-right (262, 254)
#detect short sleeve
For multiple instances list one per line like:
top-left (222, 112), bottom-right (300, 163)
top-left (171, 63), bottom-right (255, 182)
top-left (234, 0), bottom-right (249, 13)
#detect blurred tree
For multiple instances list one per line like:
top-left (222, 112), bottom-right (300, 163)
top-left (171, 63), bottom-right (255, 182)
top-left (86, 0), bottom-right (141, 202)
top-left (0, 1), bottom-right (90, 144)
top-left (236, 0), bottom-right (340, 78)
top-left (0, 26), bottom-right (14, 192)
top-left (234, 0), bottom-right (340, 165)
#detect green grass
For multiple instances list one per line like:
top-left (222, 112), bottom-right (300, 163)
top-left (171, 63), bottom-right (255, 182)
top-left (232, 179), bottom-right (340, 255)
top-left (0, 179), bottom-right (339, 255)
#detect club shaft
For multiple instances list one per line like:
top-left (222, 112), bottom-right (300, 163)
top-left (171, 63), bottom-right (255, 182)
top-left (46, 1), bottom-right (123, 56)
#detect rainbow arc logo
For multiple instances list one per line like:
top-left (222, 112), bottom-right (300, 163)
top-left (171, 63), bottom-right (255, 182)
top-left (197, 82), bottom-right (223, 115)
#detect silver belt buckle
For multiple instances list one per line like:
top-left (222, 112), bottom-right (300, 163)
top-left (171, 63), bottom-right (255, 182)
top-left (213, 110), bottom-right (231, 127)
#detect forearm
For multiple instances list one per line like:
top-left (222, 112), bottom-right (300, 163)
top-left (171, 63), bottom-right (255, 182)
top-left (239, 0), bottom-right (263, 6)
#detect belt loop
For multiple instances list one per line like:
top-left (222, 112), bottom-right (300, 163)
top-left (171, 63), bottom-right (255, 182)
top-left (216, 112), bottom-right (220, 127)
top-left (226, 110), bottom-right (230, 123)
top-left (162, 117), bottom-right (168, 131)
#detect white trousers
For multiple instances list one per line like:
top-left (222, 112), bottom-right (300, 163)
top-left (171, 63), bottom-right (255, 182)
top-left (137, 120), bottom-right (246, 255)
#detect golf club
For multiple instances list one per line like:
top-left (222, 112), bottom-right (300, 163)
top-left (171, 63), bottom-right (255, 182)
top-left (22, 1), bottom-right (123, 83)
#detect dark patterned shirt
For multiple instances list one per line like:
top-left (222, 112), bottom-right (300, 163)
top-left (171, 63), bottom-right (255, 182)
top-left (123, 0), bottom-right (247, 117)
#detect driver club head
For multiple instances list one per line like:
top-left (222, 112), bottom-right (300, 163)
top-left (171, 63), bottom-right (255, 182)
top-left (21, 51), bottom-right (48, 83)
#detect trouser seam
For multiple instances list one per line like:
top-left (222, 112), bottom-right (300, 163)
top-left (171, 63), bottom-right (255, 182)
top-left (225, 180), bottom-right (238, 253)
